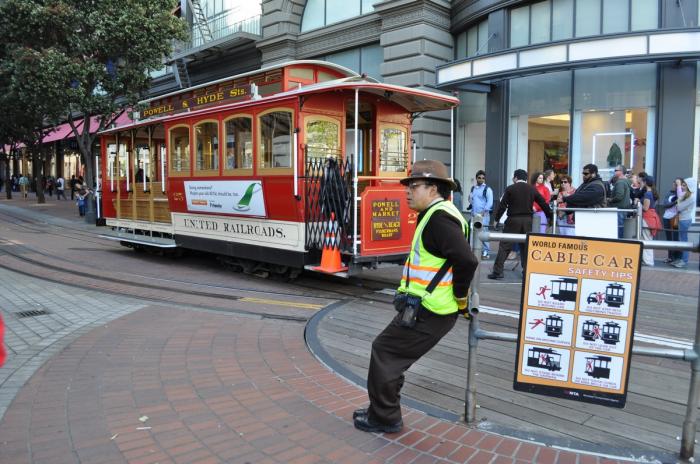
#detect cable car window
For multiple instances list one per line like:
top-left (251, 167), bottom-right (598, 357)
top-left (259, 110), bottom-right (293, 171)
top-left (195, 121), bottom-right (219, 174)
top-left (379, 126), bottom-right (407, 173)
top-left (305, 117), bottom-right (340, 158)
top-left (107, 143), bottom-right (128, 179)
top-left (169, 126), bottom-right (190, 175)
top-left (224, 116), bottom-right (253, 173)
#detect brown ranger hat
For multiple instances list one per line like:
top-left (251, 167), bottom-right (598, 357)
top-left (400, 159), bottom-right (457, 191)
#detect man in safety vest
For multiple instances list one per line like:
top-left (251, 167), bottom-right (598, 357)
top-left (353, 159), bottom-right (478, 434)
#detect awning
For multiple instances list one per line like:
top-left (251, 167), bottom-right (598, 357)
top-left (42, 112), bottom-right (133, 144)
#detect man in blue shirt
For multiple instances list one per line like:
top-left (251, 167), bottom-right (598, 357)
top-left (468, 170), bottom-right (493, 259)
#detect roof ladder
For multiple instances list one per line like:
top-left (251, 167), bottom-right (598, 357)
top-left (188, 0), bottom-right (213, 43)
top-left (174, 58), bottom-right (191, 89)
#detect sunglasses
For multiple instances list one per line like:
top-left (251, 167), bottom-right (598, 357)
top-left (582, 172), bottom-right (591, 176)
top-left (561, 181), bottom-right (569, 184)
top-left (408, 182), bottom-right (429, 190)
top-left (477, 176), bottom-right (485, 180)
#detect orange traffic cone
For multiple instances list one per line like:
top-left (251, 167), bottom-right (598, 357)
top-left (313, 213), bottom-right (348, 274)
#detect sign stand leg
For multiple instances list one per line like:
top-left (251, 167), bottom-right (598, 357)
top-left (680, 302), bottom-right (700, 459)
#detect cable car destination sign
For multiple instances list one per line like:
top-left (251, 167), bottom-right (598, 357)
top-left (514, 234), bottom-right (642, 408)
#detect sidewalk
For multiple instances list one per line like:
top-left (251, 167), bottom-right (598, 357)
top-left (0, 268), bottom-right (626, 464)
top-left (0, 192), bottom-right (694, 463)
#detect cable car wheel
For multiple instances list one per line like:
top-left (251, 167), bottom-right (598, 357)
top-left (217, 256), bottom-right (301, 281)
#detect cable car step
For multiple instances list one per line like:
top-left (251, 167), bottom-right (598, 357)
top-left (99, 230), bottom-right (177, 248)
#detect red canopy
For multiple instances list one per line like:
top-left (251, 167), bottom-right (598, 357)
top-left (42, 112), bottom-right (133, 143)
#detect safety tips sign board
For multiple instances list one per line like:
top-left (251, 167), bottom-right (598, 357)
top-left (514, 234), bottom-right (642, 408)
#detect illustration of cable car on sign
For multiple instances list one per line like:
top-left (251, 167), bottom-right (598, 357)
top-left (581, 320), bottom-right (600, 341)
top-left (601, 322), bottom-right (621, 345)
top-left (550, 278), bottom-right (578, 302)
top-left (544, 315), bottom-right (563, 337)
top-left (527, 347), bottom-right (562, 371)
top-left (585, 355), bottom-right (612, 379)
top-left (604, 284), bottom-right (626, 307)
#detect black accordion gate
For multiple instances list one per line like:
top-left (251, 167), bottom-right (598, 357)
top-left (304, 150), bottom-right (354, 255)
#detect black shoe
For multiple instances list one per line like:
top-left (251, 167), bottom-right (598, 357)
top-left (487, 272), bottom-right (504, 280)
top-left (353, 415), bottom-right (402, 433)
top-left (353, 408), bottom-right (368, 420)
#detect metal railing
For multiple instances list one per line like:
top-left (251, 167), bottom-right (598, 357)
top-left (466, 213), bottom-right (700, 460)
top-left (174, 14), bottom-right (261, 54)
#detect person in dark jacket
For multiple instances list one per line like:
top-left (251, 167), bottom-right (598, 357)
top-left (609, 164), bottom-right (632, 237)
top-left (561, 164), bottom-right (606, 208)
top-left (488, 169), bottom-right (552, 279)
top-left (353, 159), bottom-right (478, 434)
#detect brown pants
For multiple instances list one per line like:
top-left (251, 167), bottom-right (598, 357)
top-left (492, 215), bottom-right (532, 275)
top-left (367, 309), bottom-right (457, 425)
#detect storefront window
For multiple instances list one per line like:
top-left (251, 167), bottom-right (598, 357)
top-left (573, 64), bottom-right (656, 183)
top-left (379, 126), bottom-right (407, 173)
top-left (169, 126), bottom-right (190, 174)
top-left (259, 110), bottom-right (292, 170)
top-left (510, 0), bottom-right (659, 46)
top-left (509, 71), bottom-right (572, 181)
top-left (456, 19), bottom-right (489, 58)
top-left (300, 0), bottom-right (374, 32)
top-left (224, 116), bottom-right (252, 172)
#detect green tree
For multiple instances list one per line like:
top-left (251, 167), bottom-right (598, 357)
top-left (0, 0), bottom-right (187, 218)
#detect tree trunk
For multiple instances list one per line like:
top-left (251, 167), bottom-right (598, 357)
top-left (83, 148), bottom-right (96, 223)
top-left (32, 151), bottom-right (46, 204)
top-left (3, 159), bottom-right (10, 200)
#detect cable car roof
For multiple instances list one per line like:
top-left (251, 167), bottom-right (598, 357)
top-left (99, 76), bottom-right (459, 135)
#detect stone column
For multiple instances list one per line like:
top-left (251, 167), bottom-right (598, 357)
top-left (257, 0), bottom-right (305, 66)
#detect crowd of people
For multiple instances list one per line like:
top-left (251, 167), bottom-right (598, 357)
top-left (458, 164), bottom-right (697, 271)
top-left (3, 173), bottom-right (92, 216)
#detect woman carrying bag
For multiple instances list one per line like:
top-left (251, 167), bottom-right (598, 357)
top-left (640, 176), bottom-right (661, 266)
top-left (672, 178), bottom-right (697, 268)
top-left (661, 178), bottom-right (683, 264)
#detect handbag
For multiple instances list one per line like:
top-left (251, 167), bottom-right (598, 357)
top-left (669, 214), bottom-right (679, 229)
top-left (393, 261), bottom-right (452, 328)
top-left (642, 208), bottom-right (662, 238)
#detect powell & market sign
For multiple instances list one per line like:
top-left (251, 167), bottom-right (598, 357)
top-left (142, 84), bottom-right (251, 118)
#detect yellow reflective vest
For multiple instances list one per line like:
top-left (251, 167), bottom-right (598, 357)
top-left (397, 200), bottom-right (469, 315)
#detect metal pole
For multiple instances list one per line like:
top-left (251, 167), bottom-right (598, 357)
top-left (680, 294), bottom-right (700, 459)
top-left (96, 154), bottom-right (101, 219)
top-left (293, 129), bottom-right (298, 198)
top-left (352, 88), bottom-right (359, 256)
top-left (552, 202), bottom-right (557, 235)
top-left (160, 145), bottom-right (165, 193)
top-left (636, 202), bottom-right (642, 239)
top-left (465, 214), bottom-right (483, 424)
top-left (450, 107), bottom-right (454, 181)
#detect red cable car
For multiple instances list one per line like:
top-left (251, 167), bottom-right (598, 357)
top-left (97, 61), bottom-right (459, 278)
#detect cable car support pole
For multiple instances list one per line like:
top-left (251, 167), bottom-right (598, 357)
top-left (353, 88), bottom-right (359, 256)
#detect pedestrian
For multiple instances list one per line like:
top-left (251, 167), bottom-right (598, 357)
top-left (47, 176), bottom-right (54, 197)
top-left (70, 175), bottom-right (77, 200)
top-left (640, 176), bottom-right (660, 266)
top-left (488, 169), bottom-right (552, 280)
top-left (18, 173), bottom-right (29, 199)
top-left (556, 175), bottom-right (576, 236)
top-left (352, 159), bottom-right (478, 434)
top-left (531, 172), bottom-right (550, 233)
top-left (467, 170), bottom-right (493, 259)
top-left (671, 177), bottom-right (697, 268)
top-left (630, 172), bottom-right (647, 205)
top-left (661, 178), bottom-right (683, 264)
top-left (560, 164), bottom-right (606, 209)
top-left (608, 164), bottom-right (632, 238)
top-left (56, 175), bottom-right (66, 200)
top-left (76, 188), bottom-right (88, 216)
top-left (544, 169), bottom-right (555, 195)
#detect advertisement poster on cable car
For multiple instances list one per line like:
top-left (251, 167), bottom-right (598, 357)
top-left (523, 308), bottom-right (574, 347)
top-left (514, 234), bottom-right (642, 408)
top-left (184, 180), bottom-right (266, 217)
